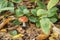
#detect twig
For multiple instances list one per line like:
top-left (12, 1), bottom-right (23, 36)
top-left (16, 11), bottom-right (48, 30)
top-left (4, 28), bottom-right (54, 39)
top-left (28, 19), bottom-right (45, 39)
top-left (6, 25), bottom-right (19, 31)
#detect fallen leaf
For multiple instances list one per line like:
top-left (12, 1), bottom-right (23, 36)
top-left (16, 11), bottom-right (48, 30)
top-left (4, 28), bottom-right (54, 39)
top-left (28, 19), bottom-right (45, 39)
top-left (12, 34), bottom-right (24, 39)
top-left (0, 29), bottom-right (7, 32)
top-left (36, 34), bottom-right (48, 40)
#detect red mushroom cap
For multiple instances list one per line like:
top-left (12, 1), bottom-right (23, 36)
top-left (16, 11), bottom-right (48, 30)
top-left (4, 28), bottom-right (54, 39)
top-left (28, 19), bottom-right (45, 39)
top-left (19, 16), bottom-right (28, 22)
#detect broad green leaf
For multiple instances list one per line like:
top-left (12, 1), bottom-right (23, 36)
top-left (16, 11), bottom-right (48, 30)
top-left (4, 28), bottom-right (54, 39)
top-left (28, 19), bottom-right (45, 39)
top-left (37, 9), bottom-right (47, 17)
top-left (47, 7), bottom-right (58, 17)
top-left (13, 19), bottom-right (21, 25)
top-left (29, 16), bottom-right (37, 22)
top-left (0, 7), bottom-right (14, 13)
top-left (0, 0), bottom-right (8, 8)
top-left (37, 1), bottom-right (46, 9)
top-left (19, 5), bottom-right (27, 11)
top-left (31, 9), bottom-right (37, 16)
top-left (11, 0), bottom-right (22, 3)
top-left (7, 2), bottom-right (14, 12)
top-left (23, 9), bottom-right (29, 14)
top-left (40, 18), bottom-right (51, 34)
top-left (7, 2), bottom-right (14, 7)
top-left (9, 30), bottom-right (18, 36)
top-left (47, 0), bottom-right (59, 10)
top-left (15, 9), bottom-right (24, 17)
top-left (49, 17), bottom-right (58, 23)
top-left (36, 21), bottom-right (41, 28)
top-left (0, 0), bottom-right (14, 13)
top-left (0, 0), bottom-right (3, 3)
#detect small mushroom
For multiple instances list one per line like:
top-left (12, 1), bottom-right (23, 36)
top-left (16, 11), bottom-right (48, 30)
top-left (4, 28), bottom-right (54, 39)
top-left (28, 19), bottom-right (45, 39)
top-left (18, 16), bottom-right (28, 27)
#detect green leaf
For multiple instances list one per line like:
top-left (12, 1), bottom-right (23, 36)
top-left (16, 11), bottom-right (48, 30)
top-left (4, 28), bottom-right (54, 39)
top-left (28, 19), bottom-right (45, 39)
top-left (13, 19), bottom-right (21, 25)
top-left (0, 0), bottom-right (3, 3)
top-left (0, 0), bottom-right (8, 8)
top-left (40, 18), bottom-right (51, 34)
top-left (8, 2), bottom-right (14, 7)
top-left (31, 9), bottom-right (37, 16)
top-left (15, 9), bottom-right (24, 17)
top-left (0, 0), bottom-right (14, 13)
top-left (37, 1), bottom-right (46, 9)
top-left (11, 0), bottom-right (22, 3)
top-left (7, 2), bottom-right (14, 12)
top-left (47, 0), bottom-right (59, 10)
top-left (0, 7), bottom-right (14, 13)
top-left (49, 17), bottom-right (58, 23)
top-left (37, 9), bottom-right (47, 17)
top-left (36, 21), bottom-right (41, 28)
top-left (29, 16), bottom-right (37, 22)
top-left (23, 9), bottom-right (29, 14)
top-left (47, 7), bottom-right (58, 17)
top-left (19, 5), bottom-right (27, 11)
top-left (9, 30), bottom-right (18, 36)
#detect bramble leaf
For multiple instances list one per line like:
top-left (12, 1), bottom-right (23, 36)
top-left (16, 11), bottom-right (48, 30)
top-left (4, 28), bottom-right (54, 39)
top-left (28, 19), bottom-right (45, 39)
top-left (0, 7), bottom-right (14, 13)
top-left (37, 9), bottom-right (47, 17)
top-left (15, 9), bottom-right (23, 17)
top-left (0, 0), bottom-right (8, 8)
top-left (13, 19), bottom-right (21, 25)
top-left (37, 1), bottom-right (46, 9)
top-left (47, 0), bottom-right (59, 10)
top-left (29, 16), bottom-right (37, 22)
top-left (49, 17), bottom-right (58, 23)
top-left (36, 21), bottom-right (41, 28)
top-left (23, 9), bottom-right (29, 14)
top-left (47, 7), bottom-right (58, 17)
top-left (19, 6), bottom-right (27, 11)
top-left (31, 9), bottom-right (37, 16)
top-left (40, 18), bottom-right (51, 34)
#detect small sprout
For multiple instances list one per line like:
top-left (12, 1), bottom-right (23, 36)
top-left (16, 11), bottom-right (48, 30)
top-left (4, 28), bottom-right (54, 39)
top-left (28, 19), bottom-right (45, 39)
top-left (18, 16), bottom-right (28, 27)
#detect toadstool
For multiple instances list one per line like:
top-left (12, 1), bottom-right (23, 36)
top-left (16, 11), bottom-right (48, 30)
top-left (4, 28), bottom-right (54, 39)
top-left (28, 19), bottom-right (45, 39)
top-left (18, 16), bottom-right (28, 27)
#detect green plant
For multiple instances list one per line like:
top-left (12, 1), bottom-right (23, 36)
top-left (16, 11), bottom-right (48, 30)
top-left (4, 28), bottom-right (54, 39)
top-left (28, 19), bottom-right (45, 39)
top-left (9, 30), bottom-right (18, 36)
top-left (0, 0), bottom-right (59, 35)
top-left (0, 0), bottom-right (14, 13)
top-left (37, 0), bottom-right (59, 34)
top-left (15, 0), bottom-right (59, 35)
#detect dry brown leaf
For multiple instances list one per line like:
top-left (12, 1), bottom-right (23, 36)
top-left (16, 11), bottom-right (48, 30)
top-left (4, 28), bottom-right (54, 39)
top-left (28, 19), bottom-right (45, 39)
top-left (0, 18), bottom-right (13, 29)
top-left (36, 34), bottom-right (48, 40)
top-left (49, 32), bottom-right (58, 40)
top-left (0, 29), bottom-right (7, 32)
top-left (0, 16), bottom-right (4, 20)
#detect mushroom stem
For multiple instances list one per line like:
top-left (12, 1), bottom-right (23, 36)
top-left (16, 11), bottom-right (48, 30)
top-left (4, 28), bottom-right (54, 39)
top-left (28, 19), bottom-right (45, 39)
top-left (22, 22), bottom-right (26, 27)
